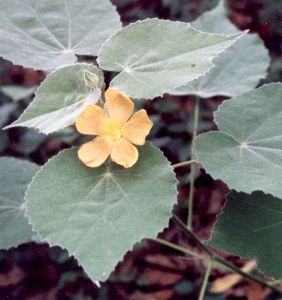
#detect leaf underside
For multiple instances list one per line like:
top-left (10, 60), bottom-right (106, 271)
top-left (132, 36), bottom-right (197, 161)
top-left (5, 63), bottom-right (104, 134)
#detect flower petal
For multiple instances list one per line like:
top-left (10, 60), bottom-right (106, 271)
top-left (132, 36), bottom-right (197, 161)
top-left (76, 104), bottom-right (107, 135)
top-left (78, 136), bottom-right (113, 168)
top-left (122, 109), bottom-right (153, 145)
top-left (111, 139), bottom-right (138, 168)
top-left (105, 88), bottom-right (134, 124)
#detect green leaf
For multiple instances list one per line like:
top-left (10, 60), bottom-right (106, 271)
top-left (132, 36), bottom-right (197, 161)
top-left (26, 144), bottom-right (177, 280)
top-left (171, 0), bottom-right (269, 98)
top-left (0, 157), bottom-right (39, 249)
top-left (0, 0), bottom-right (121, 70)
top-left (195, 83), bottom-right (282, 198)
top-left (192, 0), bottom-right (237, 35)
top-left (5, 63), bottom-right (104, 134)
top-left (1, 86), bottom-right (36, 102)
top-left (207, 191), bottom-right (282, 280)
top-left (98, 18), bottom-right (242, 99)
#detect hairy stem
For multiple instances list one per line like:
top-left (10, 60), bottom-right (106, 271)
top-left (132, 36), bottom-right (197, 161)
top-left (173, 214), bottom-right (214, 256)
top-left (171, 214), bottom-right (282, 294)
top-left (154, 234), bottom-right (282, 293)
top-left (172, 160), bottom-right (196, 169)
top-left (198, 259), bottom-right (213, 300)
top-left (155, 238), bottom-right (204, 259)
top-left (187, 96), bottom-right (200, 230)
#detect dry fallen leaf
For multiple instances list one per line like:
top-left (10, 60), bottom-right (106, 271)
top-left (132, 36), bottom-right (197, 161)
top-left (210, 260), bottom-right (257, 293)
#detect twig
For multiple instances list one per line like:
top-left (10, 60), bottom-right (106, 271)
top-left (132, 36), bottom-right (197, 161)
top-left (171, 214), bottom-right (282, 294)
top-left (187, 96), bottom-right (200, 230)
top-left (172, 160), bottom-right (196, 169)
top-left (198, 259), bottom-right (213, 300)
top-left (173, 214), bottom-right (214, 256)
top-left (155, 238), bottom-right (205, 260)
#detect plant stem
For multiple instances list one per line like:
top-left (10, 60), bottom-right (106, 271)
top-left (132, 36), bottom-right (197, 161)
top-left (173, 214), bottom-right (214, 256)
top-left (171, 214), bottom-right (282, 294)
top-left (187, 96), bottom-right (200, 230)
top-left (213, 256), bottom-right (272, 290)
top-left (198, 259), bottom-right (213, 300)
top-left (153, 233), bottom-right (282, 294)
top-left (172, 160), bottom-right (196, 169)
top-left (269, 279), bottom-right (282, 287)
top-left (155, 238), bottom-right (205, 259)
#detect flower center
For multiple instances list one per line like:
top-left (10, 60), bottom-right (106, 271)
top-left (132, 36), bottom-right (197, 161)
top-left (100, 120), bottom-right (123, 140)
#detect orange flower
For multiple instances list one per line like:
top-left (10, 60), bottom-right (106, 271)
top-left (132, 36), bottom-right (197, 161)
top-left (75, 88), bottom-right (153, 168)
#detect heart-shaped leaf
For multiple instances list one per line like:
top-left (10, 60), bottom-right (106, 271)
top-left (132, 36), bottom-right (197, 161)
top-left (98, 18), bottom-right (242, 99)
top-left (0, 0), bottom-right (121, 70)
top-left (195, 83), bottom-right (282, 198)
top-left (5, 63), bottom-right (104, 134)
top-left (26, 144), bottom-right (178, 280)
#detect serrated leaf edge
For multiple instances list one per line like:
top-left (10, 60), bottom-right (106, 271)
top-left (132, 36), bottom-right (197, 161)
top-left (0, 0), bottom-right (122, 71)
top-left (25, 143), bottom-right (179, 280)
top-left (204, 189), bottom-right (282, 279)
top-left (214, 82), bottom-right (282, 129)
top-left (3, 63), bottom-right (104, 135)
top-left (97, 18), bottom-right (245, 100)
top-left (195, 82), bottom-right (282, 195)
top-left (170, 34), bottom-right (270, 98)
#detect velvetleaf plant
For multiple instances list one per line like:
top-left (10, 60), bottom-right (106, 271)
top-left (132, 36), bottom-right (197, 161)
top-left (0, 0), bottom-right (281, 297)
